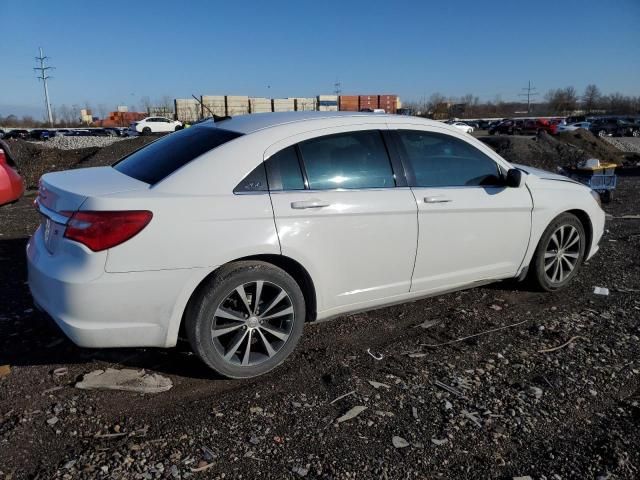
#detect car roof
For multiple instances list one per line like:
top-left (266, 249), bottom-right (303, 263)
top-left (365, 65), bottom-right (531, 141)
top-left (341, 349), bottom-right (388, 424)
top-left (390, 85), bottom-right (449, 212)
top-left (215, 111), bottom-right (443, 134)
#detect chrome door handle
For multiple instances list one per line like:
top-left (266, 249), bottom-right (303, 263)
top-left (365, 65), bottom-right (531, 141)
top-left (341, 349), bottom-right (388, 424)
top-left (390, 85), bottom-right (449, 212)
top-left (424, 196), bottom-right (452, 204)
top-left (291, 199), bottom-right (331, 209)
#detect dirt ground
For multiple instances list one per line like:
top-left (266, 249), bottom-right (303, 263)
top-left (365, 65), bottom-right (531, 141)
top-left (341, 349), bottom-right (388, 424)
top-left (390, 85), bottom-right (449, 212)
top-left (0, 137), bottom-right (639, 480)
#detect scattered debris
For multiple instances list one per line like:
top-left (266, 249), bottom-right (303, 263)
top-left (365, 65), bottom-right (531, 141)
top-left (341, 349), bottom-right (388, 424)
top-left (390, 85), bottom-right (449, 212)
top-left (416, 319), bottom-right (440, 329)
top-left (513, 476), bottom-right (533, 480)
top-left (75, 368), bottom-right (173, 393)
top-left (461, 410), bottom-right (482, 428)
top-left (0, 364), bottom-right (10, 378)
top-left (421, 319), bottom-right (529, 348)
top-left (407, 352), bottom-right (428, 358)
top-left (489, 304), bottom-right (503, 311)
top-left (392, 436), bottom-right (410, 449)
top-left (46, 416), bottom-right (59, 426)
top-left (329, 390), bottom-right (356, 405)
top-left (538, 336), bottom-right (587, 353)
top-left (190, 461), bottom-right (215, 473)
top-left (431, 438), bottom-right (448, 446)
top-left (366, 348), bottom-right (383, 361)
top-left (434, 380), bottom-right (465, 398)
top-left (593, 286), bottom-right (610, 295)
top-left (337, 406), bottom-right (367, 423)
top-left (292, 466), bottom-right (309, 477)
top-left (368, 380), bottom-right (391, 390)
top-left (52, 367), bottom-right (68, 377)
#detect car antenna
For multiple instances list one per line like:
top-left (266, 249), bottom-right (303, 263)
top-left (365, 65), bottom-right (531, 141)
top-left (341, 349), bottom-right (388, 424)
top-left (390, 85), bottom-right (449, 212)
top-left (191, 95), bottom-right (231, 123)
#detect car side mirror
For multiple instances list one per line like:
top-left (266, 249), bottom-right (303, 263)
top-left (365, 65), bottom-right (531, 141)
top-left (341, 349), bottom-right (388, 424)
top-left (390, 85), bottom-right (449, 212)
top-left (505, 169), bottom-right (523, 188)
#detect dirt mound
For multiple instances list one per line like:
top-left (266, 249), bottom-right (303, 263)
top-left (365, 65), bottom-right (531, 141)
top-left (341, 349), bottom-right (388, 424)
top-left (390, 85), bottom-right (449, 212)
top-left (6, 140), bottom-right (99, 189)
top-left (480, 131), bottom-right (623, 172)
top-left (5, 136), bottom-right (157, 189)
top-left (555, 129), bottom-right (624, 164)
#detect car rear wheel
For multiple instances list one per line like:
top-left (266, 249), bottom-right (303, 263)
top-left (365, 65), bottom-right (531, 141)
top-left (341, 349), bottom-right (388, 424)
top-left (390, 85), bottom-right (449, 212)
top-left (142, 127), bottom-right (152, 136)
top-left (632, 130), bottom-right (640, 138)
top-left (528, 213), bottom-right (586, 291)
top-left (186, 261), bottom-right (306, 379)
top-left (597, 130), bottom-right (607, 138)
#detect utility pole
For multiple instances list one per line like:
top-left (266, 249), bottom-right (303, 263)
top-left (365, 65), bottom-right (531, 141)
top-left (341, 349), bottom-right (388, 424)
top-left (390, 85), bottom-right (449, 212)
top-left (518, 80), bottom-right (538, 114)
top-left (334, 80), bottom-right (342, 97)
top-left (34, 47), bottom-right (54, 126)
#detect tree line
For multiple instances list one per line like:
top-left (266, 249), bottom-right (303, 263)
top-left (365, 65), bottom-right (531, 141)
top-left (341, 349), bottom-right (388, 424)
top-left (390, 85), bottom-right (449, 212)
top-left (404, 84), bottom-right (639, 119)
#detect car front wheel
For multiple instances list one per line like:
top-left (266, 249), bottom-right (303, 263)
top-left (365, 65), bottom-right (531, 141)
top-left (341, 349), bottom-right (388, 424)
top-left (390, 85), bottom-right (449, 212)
top-left (528, 213), bottom-right (586, 291)
top-left (186, 261), bottom-right (306, 379)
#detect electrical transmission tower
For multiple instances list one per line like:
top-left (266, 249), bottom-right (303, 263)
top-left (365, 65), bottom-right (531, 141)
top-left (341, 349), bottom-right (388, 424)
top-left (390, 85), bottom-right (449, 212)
top-left (518, 80), bottom-right (538, 114)
top-left (34, 47), bottom-right (54, 126)
top-left (334, 80), bottom-right (342, 97)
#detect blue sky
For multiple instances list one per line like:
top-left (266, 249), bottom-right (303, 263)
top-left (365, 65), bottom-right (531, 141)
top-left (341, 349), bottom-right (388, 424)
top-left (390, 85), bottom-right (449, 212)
top-left (1, 0), bottom-right (639, 118)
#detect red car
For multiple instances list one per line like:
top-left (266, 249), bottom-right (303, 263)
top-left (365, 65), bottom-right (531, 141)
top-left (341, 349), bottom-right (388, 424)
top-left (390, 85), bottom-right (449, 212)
top-left (0, 142), bottom-right (25, 206)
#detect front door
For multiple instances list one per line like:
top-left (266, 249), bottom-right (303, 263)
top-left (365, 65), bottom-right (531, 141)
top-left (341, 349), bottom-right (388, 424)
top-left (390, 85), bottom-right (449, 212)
top-left (389, 126), bottom-right (533, 293)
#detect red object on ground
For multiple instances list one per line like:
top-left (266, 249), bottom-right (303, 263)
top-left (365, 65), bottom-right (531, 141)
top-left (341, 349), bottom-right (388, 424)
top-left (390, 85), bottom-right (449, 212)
top-left (0, 144), bottom-right (25, 206)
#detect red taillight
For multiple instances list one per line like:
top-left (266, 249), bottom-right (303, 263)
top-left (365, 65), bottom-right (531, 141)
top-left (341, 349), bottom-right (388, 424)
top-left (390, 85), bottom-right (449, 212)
top-left (63, 210), bottom-right (153, 252)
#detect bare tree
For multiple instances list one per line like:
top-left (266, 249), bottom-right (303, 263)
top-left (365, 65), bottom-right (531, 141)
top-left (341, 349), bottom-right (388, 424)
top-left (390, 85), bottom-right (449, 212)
top-left (97, 104), bottom-right (108, 119)
top-left (139, 96), bottom-right (152, 114)
top-left (545, 87), bottom-right (578, 114)
top-left (582, 84), bottom-right (601, 113)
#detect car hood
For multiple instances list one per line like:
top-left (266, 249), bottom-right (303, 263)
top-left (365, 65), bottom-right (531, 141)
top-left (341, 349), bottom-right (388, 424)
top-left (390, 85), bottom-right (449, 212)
top-left (512, 163), bottom-right (582, 186)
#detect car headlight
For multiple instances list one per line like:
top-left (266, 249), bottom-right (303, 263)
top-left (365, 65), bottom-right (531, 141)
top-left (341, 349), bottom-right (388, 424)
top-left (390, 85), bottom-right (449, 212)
top-left (590, 189), bottom-right (602, 207)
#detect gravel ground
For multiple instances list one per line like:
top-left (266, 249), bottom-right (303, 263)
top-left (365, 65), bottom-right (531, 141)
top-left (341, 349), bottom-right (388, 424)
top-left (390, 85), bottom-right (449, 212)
top-left (602, 137), bottom-right (640, 154)
top-left (30, 136), bottom-right (130, 150)
top-left (0, 142), bottom-right (639, 479)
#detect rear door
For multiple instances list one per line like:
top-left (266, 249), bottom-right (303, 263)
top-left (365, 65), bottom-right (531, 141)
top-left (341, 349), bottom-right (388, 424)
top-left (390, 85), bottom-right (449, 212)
top-left (388, 125), bottom-right (532, 293)
top-left (266, 127), bottom-right (418, 316)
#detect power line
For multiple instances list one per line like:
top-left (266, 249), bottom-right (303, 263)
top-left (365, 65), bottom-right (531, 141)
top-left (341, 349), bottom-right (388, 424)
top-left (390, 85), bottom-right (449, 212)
top-left (34, 47), bottom-right (54, 126)
top-left (518, 80), bottom-right (538, 113)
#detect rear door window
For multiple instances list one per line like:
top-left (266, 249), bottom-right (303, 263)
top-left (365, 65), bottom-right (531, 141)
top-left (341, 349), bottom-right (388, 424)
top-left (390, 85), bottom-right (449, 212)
top-left (298, 130), bottom-right (395, 190)
top-left (265, 146), bottom-right (305, 191)
top-left (114, 125), bottom-right (242, 184)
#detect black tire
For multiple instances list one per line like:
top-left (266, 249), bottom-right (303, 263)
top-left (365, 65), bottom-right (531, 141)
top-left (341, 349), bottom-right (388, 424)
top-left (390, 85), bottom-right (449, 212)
top-left (528, 213), bottom-right (586, 292)
top-left (186, 261), bottom-right (306, 379)
top-left (142, 127), bottom-right (152, 136)
top-left (174, 125), bottom-right (181, 131)
top-left (597, 130), bottom-right (607, 138)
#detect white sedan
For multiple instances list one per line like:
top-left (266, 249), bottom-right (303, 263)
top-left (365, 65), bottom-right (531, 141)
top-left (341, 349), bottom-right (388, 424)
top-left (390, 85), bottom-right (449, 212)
top-left (28, 112), bottom-right (604, 378)
top-left (449, 121), bottom-right (474, 133)
top-left (127, 116), bottom-right (182, 136)
top-left (556, 121), bottom-right (591, 133)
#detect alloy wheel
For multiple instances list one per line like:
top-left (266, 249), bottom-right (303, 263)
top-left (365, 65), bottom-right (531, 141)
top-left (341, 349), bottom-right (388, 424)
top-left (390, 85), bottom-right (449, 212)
top-left (211, 281), bottom-right (294, 367)
top-left (544, 225), bottom-right (581, 284)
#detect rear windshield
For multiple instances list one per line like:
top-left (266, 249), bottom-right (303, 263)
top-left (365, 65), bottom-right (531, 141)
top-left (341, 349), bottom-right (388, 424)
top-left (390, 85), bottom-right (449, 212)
top-left (113, 126), bottom-right (242, 184)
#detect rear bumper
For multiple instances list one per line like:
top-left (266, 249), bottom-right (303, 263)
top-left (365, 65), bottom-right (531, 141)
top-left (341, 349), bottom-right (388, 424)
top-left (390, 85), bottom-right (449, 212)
top-left (27, 229), bottom-right (204, 348)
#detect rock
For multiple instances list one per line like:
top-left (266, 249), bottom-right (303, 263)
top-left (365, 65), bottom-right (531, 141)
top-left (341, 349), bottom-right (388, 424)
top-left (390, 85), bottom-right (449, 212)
top-left (489, 304), bottom-right (503, 311)
top-left (53, 367), bottom-right (68, 377)
top-left (513, 477), bottom-right (533, 480)
top-left (249, 435), bottom-right (260, 445)
top-left (46, 416), bottom-right (59, 426)
top-left (368, 380), bottom-right (391, 390)
top-left (249, 406), bottom-right (264, 414)
top-left (392, 436), bottom-right (410, 448)
top-left (292, 466), bottom-right (309, 477)
top-left (0, 364), bottom-right (10, 378)
top-left (337, 405), bottom-right (367, 423)
top-left (529, 386), bottom-right (543, 400)
top-left (75, 368), bottom-right (172, 393)
top-left (431, 438), bottom-right (448, 446)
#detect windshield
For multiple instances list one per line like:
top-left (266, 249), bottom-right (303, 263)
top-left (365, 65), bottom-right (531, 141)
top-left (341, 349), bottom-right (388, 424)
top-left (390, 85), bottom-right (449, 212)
top-left (113, 126), bottom-right (242, 184)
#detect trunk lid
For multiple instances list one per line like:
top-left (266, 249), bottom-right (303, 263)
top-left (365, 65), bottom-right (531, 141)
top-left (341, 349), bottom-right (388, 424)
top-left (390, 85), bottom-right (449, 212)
top-left (37, 167), bottom-right (149, 254)
top-left (38, 167), bottom-right (149, 214)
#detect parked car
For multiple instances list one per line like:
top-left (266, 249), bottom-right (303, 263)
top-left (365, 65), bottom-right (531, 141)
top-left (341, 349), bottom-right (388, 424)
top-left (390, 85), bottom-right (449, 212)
top-left (0, 141), bottom-right (25, 206)
top-left (28, 112), bottom-right (605, 379)
top-left (4, 129), bottom-right (29, 140)
top-left (489, 119), bottom-right (517, 135)
top-left (557, 122), bottom-right (591, 133)
top-left (0, 129), bottom-right (5, 139)
top-left (29, 129), bottom-right (51, 141)
top-left (589, 118), bottom-right (635, 137)
top-left (477, 120), bottom-right (491, 130)
top-left (449, 121), bottom-right (474, 133)
top-left (536, 119), bottom-right (559, 135)
top-left (127, 117), bottom-right (182, 136)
